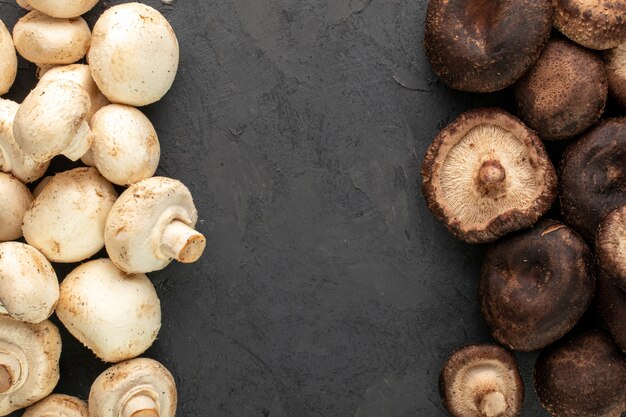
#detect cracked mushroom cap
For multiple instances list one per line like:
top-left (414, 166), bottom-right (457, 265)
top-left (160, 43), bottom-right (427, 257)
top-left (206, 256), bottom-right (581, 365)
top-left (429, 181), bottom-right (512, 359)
top-left (26, 0), bottom-right (98, 18)
top-left (88, 3), bottom-right (179, 106)
top-left (105, 177), bottom-right (205, 273)
top-left (480, 220), bottom-right (595, 351)
top-left (597, 205), bottom-right (626, 288)
top-left (605, 43), bottom-right (626, 107)
top-left (421, 108), bottom-right (557, 243)
top-left (597, 271), bottom-right (626, 354)
top-left (553, 0), bottom-right (626, 50)
top-left (535, 330), bottom-right (626, 417)
top-left (23, 394), bottom-right (89, 417)
top-left (0, 317), bottom-right (61, 415)
top-left (559, 118), bottom-right (626, 240)
top-left (0, 242), bottom-right (58, 324)
top-left (0, 173), bottom-right (32, 242)
top-left (424, 0), bottom-right (552, 92)
top-left (0, 20), bottom-right (16, 96)
top-left (89, 358), bottom-right (177, 417)
top-left (22, 167), bottom-right (118, 263)
top-left (440, 344), bottom-right (524, 417)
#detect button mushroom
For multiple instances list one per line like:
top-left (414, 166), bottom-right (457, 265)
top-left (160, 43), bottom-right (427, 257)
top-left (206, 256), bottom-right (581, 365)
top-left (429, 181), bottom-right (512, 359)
top-left (535, 330), bottom-right (626, 417)
top-left (440, 344), bottom-right (524, 417)
top-left (559, 118), bottom-right (626, 240)
top-left (23, 394), bottom-right (88, 417)
top-left (25, 0), bottom-right (98, 18)
top-left (480, 220), bottom-right (595, 351)
top-left (22, 167), bottom-right (118, 263)
top-left (605, 43), bottom-right (626, 107)
top-left (597, 271), bottom-right (626, 354)
top-left (56, 259), bottom-right (161, 363)
top-left (0, 317), bottom-right (61, 415)
top-left (105, 176), bottom-right (206, 273)
top-left (0, 242), bottom-right (58, 324)
top-left (421, 108), bottom-right (557, 243)
top-left (89, 104), bottom-right (160, 186)
top-left (89, 358), bottom-right (177, 417)
top-left (88, 3), bottom-right (179, 106)
top-left (0, 20), bottom-right (17, 96)
top-left (0, 173), bottom-right (32, 242)
top-left (596, 205), bottom-right (626, 289)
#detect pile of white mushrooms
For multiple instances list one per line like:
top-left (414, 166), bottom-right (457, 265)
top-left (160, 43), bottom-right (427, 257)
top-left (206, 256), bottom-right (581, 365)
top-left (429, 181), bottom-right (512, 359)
top-left (0, 1), bottom-right (204, 416)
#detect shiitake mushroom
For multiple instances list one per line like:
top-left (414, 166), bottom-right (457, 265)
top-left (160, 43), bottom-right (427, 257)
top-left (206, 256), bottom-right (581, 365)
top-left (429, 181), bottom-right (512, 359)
top-left (596, 270), bottom-right (626, 354)
top-left (596, 205), bottom-right (626, 289)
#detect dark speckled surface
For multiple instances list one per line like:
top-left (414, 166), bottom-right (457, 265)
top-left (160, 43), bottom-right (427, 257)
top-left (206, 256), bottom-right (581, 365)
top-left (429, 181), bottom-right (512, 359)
top-left (0, 0), bottom-right (557, 416)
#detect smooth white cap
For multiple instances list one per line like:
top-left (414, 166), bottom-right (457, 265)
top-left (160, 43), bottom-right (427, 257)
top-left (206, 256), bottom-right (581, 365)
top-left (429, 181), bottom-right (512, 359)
top-left (0, 173), bottom-right (32, 242)
top-left (26, 0), bottom-right (99, 18)
top-left (23, 394), bottom-right (89, 417)
top-left (0, 20), bottom-right (17, 95)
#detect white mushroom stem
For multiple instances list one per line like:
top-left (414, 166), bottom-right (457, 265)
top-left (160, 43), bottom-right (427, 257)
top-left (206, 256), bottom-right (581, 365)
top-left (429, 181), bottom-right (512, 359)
top-left (122, 394), bottom-right (159, 417)
top-left (476, 391), bottom-right (507, 417)
top-left (0, 353), bottom-right (21, 394)
top-left (62, 121), bottom-right (92, 161)
top-left (160, 220), bottom-right (206, 263)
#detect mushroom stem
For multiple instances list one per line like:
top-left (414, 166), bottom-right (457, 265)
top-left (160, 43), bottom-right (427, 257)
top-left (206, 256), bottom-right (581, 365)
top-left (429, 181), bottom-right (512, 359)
top-left (0, 352), bottom-right (21, 394)
top-left (160, 220), bottom-right (206, 263)
top-left (122, 395), bottom-right (159, 417)
top-left (61, 121), bottom-right (92, 161)
top-left (477, 160), bottom-right (507, 197)
top-left (476, 391), bottom-right (508, 417)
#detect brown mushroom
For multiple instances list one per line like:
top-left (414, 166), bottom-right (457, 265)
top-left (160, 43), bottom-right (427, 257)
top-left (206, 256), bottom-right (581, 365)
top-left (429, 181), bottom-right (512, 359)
top-left (559, 118), bottom-right (626, 240)
top-left (515, 38), bottom-right (607, 140)
top-left (421, 108), bottom-right (557, 243)
top-left (596, 271), bottom-right (626, 354)
top-left (605, 43), bottom-right (626, 107)
top-left (440, 344), bottom-right (524, 417)
top-left (480, 220), bottom-right (595, 351)
top-left (596, 205), bottom-right (626, 289)
top-left (535, 330), bottom-right (626, 417)
top-left (424, 0), bottom-right (552, 92)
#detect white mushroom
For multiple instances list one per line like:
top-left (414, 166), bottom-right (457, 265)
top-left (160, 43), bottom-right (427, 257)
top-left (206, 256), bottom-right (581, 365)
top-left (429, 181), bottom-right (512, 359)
top-left (0, 20), bottom-right (17, 96)
top-left (13, 79), bottom-right (93, 162)
top-left (22, 167), bottom-right (118, 263)
top-left (90, 104), bottom-right (160, 185)
top-left (0, 317), bottom-right (61, 416)
top-left (0, 242), bottom-right (58, 324)
top-left (23, 394), bottom-right (89, 417)
top-left (0, 173), bottom-right (32, 242)
top-left (25, 0), bottom-right (99, 18)
top-left (89, 358), bottom-right (177, 417)
top-left (88, 3), bottom-right (179, 106)
top-left (105, 177), bottom-right (206, 273)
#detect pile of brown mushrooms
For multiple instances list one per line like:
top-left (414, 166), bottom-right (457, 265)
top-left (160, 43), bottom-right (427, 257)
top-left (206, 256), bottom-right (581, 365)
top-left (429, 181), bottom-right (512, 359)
top-left (423, 0), bottom-right (626, 416)
top-left (0, 1), bottom-right (203, 415)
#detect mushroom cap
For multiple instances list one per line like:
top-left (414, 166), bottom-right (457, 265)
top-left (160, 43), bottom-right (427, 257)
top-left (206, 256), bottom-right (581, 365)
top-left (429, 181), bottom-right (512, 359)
top-left (90, 104), bottom-right (160, 185)
top-left (89, 358), bottom-right (177, 417)
top-left (605, 43), bottom-right (626, 108)
top-left (56, 259), bottom-right (161, 363)
top-left (0, 20), bottom-right (17, 96)
top-left (0, 242), bottom-right (58, 324)
top-left (553, 0), bottom-right (626, 50)
top-left (23, 394), bottom-right (89, 417)
top-left (424, 0), bottom-right (552, 92)
top-left (480, 220), bottom-right (595, 351)
top-left (13, 79), bottom-right (93, 163)
top-left (88, 3), bottom-right (179, 106)
top-left (515, 38), bottom-right (608, 140)
top-left (22, 167), bottom-right (118, 263)
top-left (26, 0), bottom-right (99, 18)
top-left (13, 11), bottom-right (91, 66)
top-left (535, 330), bottom-right (626, 417)
top-left (596, 205), bottom-right (626, 288)
top-left (105, 176), bottom-right (201, 273)
top-left (0, 173), bottom-right (32, 242)
top-left (421, 108), bottom-right (557, 243)
top-left (440, 344), bottom-right (524, 417)
top-left (597, 271), bottom-right (626, 354)
top-left (0, 318), bottom-right (61, 415)
top-left (559, 118), bottom-right (626, 240)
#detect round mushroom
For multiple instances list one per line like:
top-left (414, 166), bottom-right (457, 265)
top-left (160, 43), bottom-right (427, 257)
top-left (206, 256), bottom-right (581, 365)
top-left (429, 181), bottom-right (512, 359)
top-left (88, 3), bottom-right (179, 106)
top-left (22, 167), bottom-right (118, 263)
top-left (559, 118), bottom-right (626, 240)
top-left (89, 104), bottom-right (160, 185)
top-left (0, 317), bottom-right (61, 415)
top-left (105, 176), bottom-right (206, 273)
top-left (605, 43), bottom-right (626, 107)
top-left (480, 220), bottom-right (595, 351)
top-left (23, 394), bottom-right (88, 417)
top-left (597, 271), bottom-right (626, 354)
top-left (596, 205), bottom-right (626, 289)
top-left (440, 344), bottom-right (524, 417)
top-left (25, 0), bottom-right (98, 18)
top-left (89, 358), bottom-right (177, 417)
top-left (0, 173), bottom-right (32, 242)
top-left (515, 38), bottom-right (608, 140)
top-left (13, 79), bottom-right (93, 162)
top-left (535, 330), bottom-right (626, 417)
top-left (13, 11), bottom-right (91, 66)
top-left (553, 0), bottom-right (626, 50)
top-left (0, 242), bottom-right (58, 324)
top-left (423, 0), bottom-right (552, 92)
top-left (0, 20), bottom-right (17, 96)
top-left (57, 259), bottom-right (161, 363)
top-left (421, 108), bottom-right (557, 243)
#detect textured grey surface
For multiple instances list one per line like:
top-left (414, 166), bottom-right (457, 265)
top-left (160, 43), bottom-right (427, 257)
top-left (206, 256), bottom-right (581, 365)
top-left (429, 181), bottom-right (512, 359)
top-left (1, 0), bottom-right (550, 415)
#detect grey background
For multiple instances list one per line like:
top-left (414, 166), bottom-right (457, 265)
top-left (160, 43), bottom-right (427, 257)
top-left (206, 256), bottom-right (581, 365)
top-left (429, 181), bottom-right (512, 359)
top-left (0, 0), bottom-right (554, 415)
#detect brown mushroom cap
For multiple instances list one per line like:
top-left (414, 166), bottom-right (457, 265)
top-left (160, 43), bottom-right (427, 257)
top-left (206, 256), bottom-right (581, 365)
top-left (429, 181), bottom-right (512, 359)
top-left (605, 43), bottom-right (626, 107)
top-left (597, 271), bottom-right (626, 354)
top-left (534, 330), bottom-right (626, 417)
top-left (553, 0), bottom-right (626, 50)
top-left (596, 205), bottom-right (626, 289)
top-left (515, 38), bottom-right (607, 140)
top-left (559, 118), bottom-right (626, 240)
top-left (424, 0), bottom-right (553, 92)
top-left (421, 108), bottom-right (557, 243)
top-left (440, 344), bottom-right (524, 417)
top-left (480, 220), bottom-right (595, 351)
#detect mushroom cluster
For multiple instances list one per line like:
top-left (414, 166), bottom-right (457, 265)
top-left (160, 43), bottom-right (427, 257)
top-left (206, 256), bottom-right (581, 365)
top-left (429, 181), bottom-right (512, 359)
top-left (424, 1), bottom-right (626, 415)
